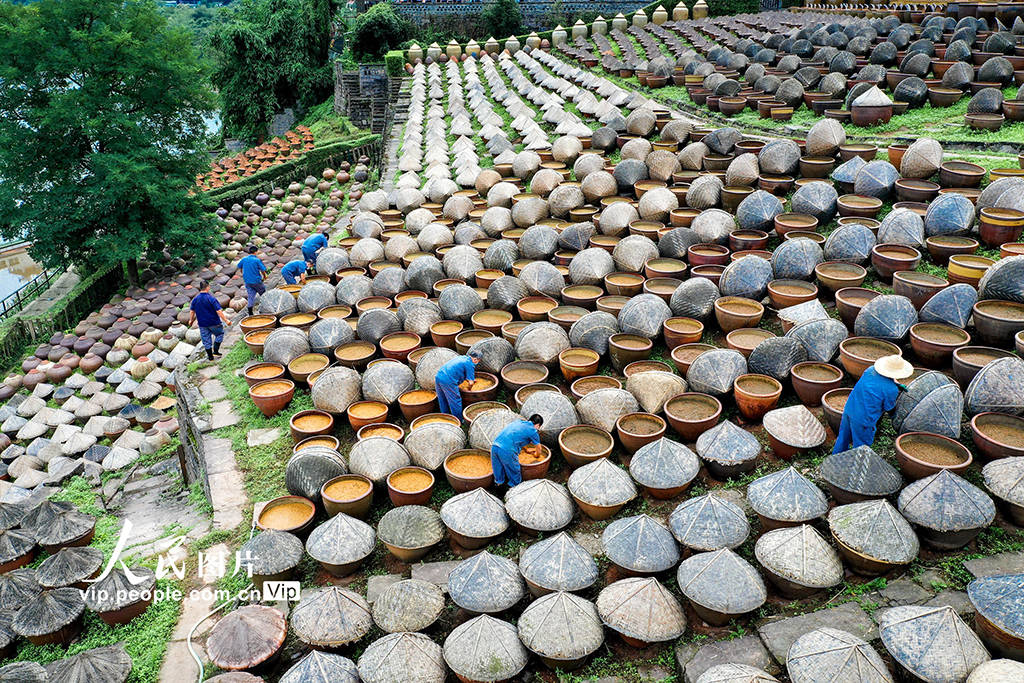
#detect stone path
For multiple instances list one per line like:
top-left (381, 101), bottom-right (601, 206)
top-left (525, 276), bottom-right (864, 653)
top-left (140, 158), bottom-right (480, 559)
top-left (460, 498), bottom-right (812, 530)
top-left (20, 270), bottom-right (81, 318)
top-left (756, 603), bottom-right (877, 663)
top-left (965, 549), bottom-right (1024, 578)
top-left (158, 324), bottom-right (249, 683)
top-left (379, 78), bottom-right (409, 195)
top-left (675, 635), bottom-right (776, 683)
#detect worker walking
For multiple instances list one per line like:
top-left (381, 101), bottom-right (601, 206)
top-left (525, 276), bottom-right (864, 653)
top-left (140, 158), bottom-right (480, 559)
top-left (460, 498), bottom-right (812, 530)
top-left (189, 280), bottom-right (233, 361)
top-left (434, 350), bottom-right (482, 419)
top-left (281, 259), bottom-right (308, 285)
top-left (238, 245), bottom-right (267, 316)
top-left (833, 355), bottom-right (912, 453)
top-left (301, 229), bottom-right (330, 267)
top-left (491, 415), bottom-right (544, 488)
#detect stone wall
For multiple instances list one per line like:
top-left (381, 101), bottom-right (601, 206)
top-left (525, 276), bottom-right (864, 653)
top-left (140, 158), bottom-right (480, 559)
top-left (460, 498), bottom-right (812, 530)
top-left (333, 63), bottom-right (392, 134)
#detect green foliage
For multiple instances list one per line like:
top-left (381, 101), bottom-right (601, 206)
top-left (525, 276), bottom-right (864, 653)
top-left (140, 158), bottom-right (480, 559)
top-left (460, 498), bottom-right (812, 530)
top-left (539, 1), bottom-right (598, 30)
top-left (297, 99), bottom-right (360, 143)
top-left (160, 2), bottom-right (230, 59)
top-left (7, 584), bottom-right (182, 682)
top-left (846, 577), bottom-right (888, 596)
top-left (706, 0), bottom-right (760, 16)
top-left (0, 0), bottom-right (219, 274)
top-left (210, 0), bottom-right (335, 142)
top-left (350, 2), bottom-right (411, 61)
top-left (189, 481), bottom-right (214, 515)
top-left (559, 645), bottom-right (678, 682)
top-left (482, 0), bottom-right (523, 40)
top-left (400, 13), bottom-right (487, 47)
top-left (385, 50), bottom-right (405, 77)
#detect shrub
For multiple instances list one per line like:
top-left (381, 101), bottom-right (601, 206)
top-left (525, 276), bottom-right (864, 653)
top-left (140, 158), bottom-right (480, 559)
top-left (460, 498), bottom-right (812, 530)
top-left (385, 50), bottom-right (405, 76)
top-left (482, 0), bottom-right (523, 39)
top-left (351, 2), bottom-right (410, 61)
top-left (707, 0), bottom-right (760, 16)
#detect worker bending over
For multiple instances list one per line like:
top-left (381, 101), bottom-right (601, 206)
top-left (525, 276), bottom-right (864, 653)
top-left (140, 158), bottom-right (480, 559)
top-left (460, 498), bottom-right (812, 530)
top-left (434, 350), bottom-right (482, 418)
top-left (491, 414), bottom-right (544, 488)
top-left (833, 354), bottom-right (911, 453)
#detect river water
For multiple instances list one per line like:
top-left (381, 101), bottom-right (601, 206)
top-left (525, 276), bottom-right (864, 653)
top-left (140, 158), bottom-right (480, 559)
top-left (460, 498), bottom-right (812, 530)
top-left (0, 244), bottom-right (42, 302)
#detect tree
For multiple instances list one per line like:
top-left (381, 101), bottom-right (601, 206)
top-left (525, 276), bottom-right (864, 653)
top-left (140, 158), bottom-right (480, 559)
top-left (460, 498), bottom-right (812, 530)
top-left (161, 3), bottom-right (231, 59)
top-left (0, 0), bottom-right (218, 280)
top-left (350, 2), bottom-right (411, 61)
top-left (482, 0), bottom-right (523, 39)
top-left (541, 0), bottom-right (567, 30)
top-left (210, 0), bottom-right (335, 142)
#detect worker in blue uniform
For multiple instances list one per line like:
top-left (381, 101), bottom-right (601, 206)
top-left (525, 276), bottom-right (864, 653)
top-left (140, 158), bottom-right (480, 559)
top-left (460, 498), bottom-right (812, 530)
top-left (491, 414), bottom-right (544, 488)
top-left (188, 280), bottom-right (232, 360)
top-left (833, 355), bottom-right (912, 453)
top-left (434, 350), bottom-right (482, 418)
top-left (281, 259), bottom-right (308, 285)
top-left (238, 245), bottom-right (267, 316)
top-left (301, 229), bottom-right (329, 267)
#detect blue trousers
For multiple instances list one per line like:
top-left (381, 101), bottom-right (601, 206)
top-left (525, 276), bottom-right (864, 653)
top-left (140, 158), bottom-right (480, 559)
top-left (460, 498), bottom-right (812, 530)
top-left (302, 247), bottom-right (318, 266)
top-left (199, 324), bottom-right (224, 350)
top-left (282, 272), bottom-right (300, 285)
top-left (832, 412), bottom-right (877, 453)
top-left (491, 445), bottom-right (522, 487)
top-left (244, 282), bottom-right (265, 308)
top-left (436, 380), bottom-right (462, 419)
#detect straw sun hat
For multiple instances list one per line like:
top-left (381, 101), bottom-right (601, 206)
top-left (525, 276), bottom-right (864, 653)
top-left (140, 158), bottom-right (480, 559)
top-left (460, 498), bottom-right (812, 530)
top-left (874, 355), bottom-right (914, 380)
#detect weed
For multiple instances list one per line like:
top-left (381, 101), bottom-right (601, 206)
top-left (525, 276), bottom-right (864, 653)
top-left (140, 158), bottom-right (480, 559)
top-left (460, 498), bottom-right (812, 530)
top-left (722, 462), bottom-right (780, 490)
top-left (846, 577), bottom-right (887, 596)
top-left (189, 481), bottom-right (214, 515)
top-left (491, 534), bottom-right (531, 559)
top-left (558, 644), bottom-right (678, 682)
top-left (726, 621), bottom-right (747, 640)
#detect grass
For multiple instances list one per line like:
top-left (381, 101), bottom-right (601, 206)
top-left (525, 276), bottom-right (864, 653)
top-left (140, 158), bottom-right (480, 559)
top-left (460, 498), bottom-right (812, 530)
top-left (3, 476), bottom-right (182, 679)
top-left (837, 577), bottom-right (886, 615)
top-left (8, 586), bottom-right (181, 682)
top-left (298, 99), bottom-right (365, 145)
top-left (559, 643), bottom-right (678, 682)
top-left (51, 476), bottom-right (123, 559)
top-left (923, 526), bottom-right (1024, 590)
top-left (215, 341), bottom-right (315, 503)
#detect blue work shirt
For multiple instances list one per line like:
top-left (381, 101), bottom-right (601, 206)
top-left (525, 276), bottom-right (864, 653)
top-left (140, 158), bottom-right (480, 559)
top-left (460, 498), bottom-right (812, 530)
top-left (189, 292), bottom-right (222, 328)
top-left (834, 366), bottom-right (899, 452)
top-left (436, 355), bottom-right (476, 387)
top-left (238, 255), bottom-right (266, 284)
top-left (281, 260), bottom-right (307, 280)
top-left (493, 420), bottom-right (540, 455)
top-left (302, 234), bottom-right (328, 255)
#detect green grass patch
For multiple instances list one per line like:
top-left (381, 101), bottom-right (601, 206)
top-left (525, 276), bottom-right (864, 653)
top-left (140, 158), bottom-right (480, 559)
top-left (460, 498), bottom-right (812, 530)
top-left (215, 341), bottom-right (317, 503)
top-left (298, 99), bottom-right (364, 145)
top-left (51, 476), bottom-right (123, 559)
top-left (559, 643), bottom-right (678, 682)
top-left (7, 583), bottom-right (182, 682)
top-left (4, 477), bottom-right (182, 678)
